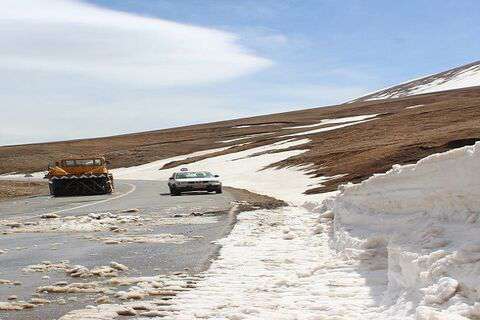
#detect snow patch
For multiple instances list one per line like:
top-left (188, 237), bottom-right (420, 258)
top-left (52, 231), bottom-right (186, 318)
top-left (114, 138), bottom-right (321, 204)
top-left (283, 114), bottom-right (379, 130)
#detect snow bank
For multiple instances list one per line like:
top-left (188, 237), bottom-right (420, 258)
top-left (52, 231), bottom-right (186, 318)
top-left (326, 142), bottom-right (480, 318)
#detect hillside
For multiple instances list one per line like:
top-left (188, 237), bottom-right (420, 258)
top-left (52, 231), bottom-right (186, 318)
top-left (354, 60), bottom-right (480, 101)
top-left (2, 85), bottom-right (480, 194)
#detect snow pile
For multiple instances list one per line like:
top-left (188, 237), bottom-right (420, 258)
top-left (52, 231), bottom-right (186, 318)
top-left (326, 142), bottom-right (480, 318)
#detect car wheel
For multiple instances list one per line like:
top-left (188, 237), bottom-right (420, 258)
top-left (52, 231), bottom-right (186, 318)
top-left (170, 187), bottom-right (181, 196)
top-left (215, 188), bottom-right (223, 194)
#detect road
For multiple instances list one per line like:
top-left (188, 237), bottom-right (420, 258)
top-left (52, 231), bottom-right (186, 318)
top-left (0, 180), bottom-right (237, 319)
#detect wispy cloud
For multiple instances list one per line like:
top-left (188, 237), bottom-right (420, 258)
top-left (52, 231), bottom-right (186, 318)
top-left (1, 0), bottom-right (272, 87)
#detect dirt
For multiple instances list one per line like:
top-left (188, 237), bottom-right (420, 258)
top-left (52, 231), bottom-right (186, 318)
top-left (0, 180), bottom-right (49, 201)
top-left (1, 86), bottom-right (480, 194)
top-left (224, 187), bottom-right (287, 211)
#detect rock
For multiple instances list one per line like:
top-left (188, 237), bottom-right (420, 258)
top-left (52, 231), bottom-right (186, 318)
top-left (140, 310), bottom-right (168, 317)
top-left (116, 307), bottom-right (137, 316)
top-left (5, 222), bottom-right (22, 228)
top-left (30, 298), bottom-right (50, 304)
top-left (40, 213), bottom-right (60, 219)
top-left (104, 240), bottom-right (120, 245)
top-left (110, 261), bottom-right (129, 271)
top-left (95, 296), bottom-right (111, 304)
top-left (0, 302), bottom-right (23, 311)
top-left (122, 208), bottom-right (140, 213)
top-left (282, 233), bottom-right (295, 240)
top-left (319, 210), bottom-right (334, 219)
top-left (190, 212), bottom-right (203, 216)
top-left (7, 295), bottom-right (18, 300)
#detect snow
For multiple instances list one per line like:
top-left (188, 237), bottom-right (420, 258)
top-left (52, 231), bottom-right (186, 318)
top-left (283, 114), bottom-right (379, 130)
top-left (232, 123), bottom-right (279, 129)
top-left (406, 104), bottom-right (424, 109)
top-left (283, 117), bottom-right (376, 138)
top-left (114, 138), bottom-right (322, 204)
top-left (115, 126), bottom-right (480, 320)
top-left (357, 62), bottom-right (480, 101)
top-left (324, 142), bottom-right (480, 318)
top-left (163, 206), bottom-right (387, 320)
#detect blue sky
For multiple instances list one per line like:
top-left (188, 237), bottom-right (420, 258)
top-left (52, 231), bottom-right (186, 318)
top-left (1, 0), bottom-right (480, 145)
top-left (89, 0), bottom-right (480, 82)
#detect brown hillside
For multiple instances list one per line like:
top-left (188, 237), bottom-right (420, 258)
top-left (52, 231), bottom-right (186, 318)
top-left (1, 86), bottom-right (479, 193)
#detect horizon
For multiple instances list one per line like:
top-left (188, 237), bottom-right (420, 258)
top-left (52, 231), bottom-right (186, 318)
top-left (1, 0), bottom-right (480, 146)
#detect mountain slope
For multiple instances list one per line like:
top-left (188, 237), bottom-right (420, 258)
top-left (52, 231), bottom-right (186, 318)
top-left (354, 60), bottom-right (480, 101)
top-left (2, 84), bottom-right (480, 194)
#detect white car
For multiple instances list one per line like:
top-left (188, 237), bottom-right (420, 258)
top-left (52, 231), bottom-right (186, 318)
top-left (168, 170), bottom-right (222, 196)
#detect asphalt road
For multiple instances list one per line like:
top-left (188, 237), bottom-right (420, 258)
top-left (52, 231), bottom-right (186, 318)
top-left (0, 180), bottom-right (237, 319)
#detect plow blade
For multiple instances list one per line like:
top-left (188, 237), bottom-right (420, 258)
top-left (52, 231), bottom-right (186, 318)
top-left (49, 174), bottom-right (114, 197)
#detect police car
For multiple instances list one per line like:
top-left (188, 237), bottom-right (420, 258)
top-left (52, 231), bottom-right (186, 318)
top-left (168, 168), bottom-right (222, 196)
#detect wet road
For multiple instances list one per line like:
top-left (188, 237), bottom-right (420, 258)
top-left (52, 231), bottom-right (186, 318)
top-left (0, 180), bottom-right (237, 319)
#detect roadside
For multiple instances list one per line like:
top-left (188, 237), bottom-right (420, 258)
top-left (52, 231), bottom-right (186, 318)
top-left (224, 186), bottom-right (287, 211)
top-left (0, 180), bottom-right (49, 201)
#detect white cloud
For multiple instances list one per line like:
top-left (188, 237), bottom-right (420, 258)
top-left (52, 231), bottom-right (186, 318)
top-left (0, 0), bottom-right (272, 87)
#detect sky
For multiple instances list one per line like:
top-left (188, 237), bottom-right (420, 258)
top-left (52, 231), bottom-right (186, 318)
top-left (1, 0), bottom-right (480, 146)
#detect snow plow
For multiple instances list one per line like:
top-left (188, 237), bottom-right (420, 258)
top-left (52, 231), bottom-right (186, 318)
top-left (45, 157), bottom-right (114, 197)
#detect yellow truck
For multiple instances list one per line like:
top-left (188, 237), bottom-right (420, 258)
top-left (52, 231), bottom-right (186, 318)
top-left (45, 157), bottom-right (114, 196)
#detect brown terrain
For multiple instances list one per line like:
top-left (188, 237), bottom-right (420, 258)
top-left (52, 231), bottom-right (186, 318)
top-left (0, 180), bottom-right (49, 200)
top-left (1, 85), bottom-right (480, 194)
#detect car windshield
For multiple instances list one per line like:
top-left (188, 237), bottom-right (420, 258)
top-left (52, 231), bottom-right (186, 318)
top-left (175, 172), bottom-right (213, 179)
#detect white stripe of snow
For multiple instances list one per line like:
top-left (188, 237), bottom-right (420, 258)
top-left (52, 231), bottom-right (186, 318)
top-left (283, 118), bottom-right (375, 138)
top-left (283, 114), bottom-right (378, 130)
top-left (406, 104), bottom-right (424, 109)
